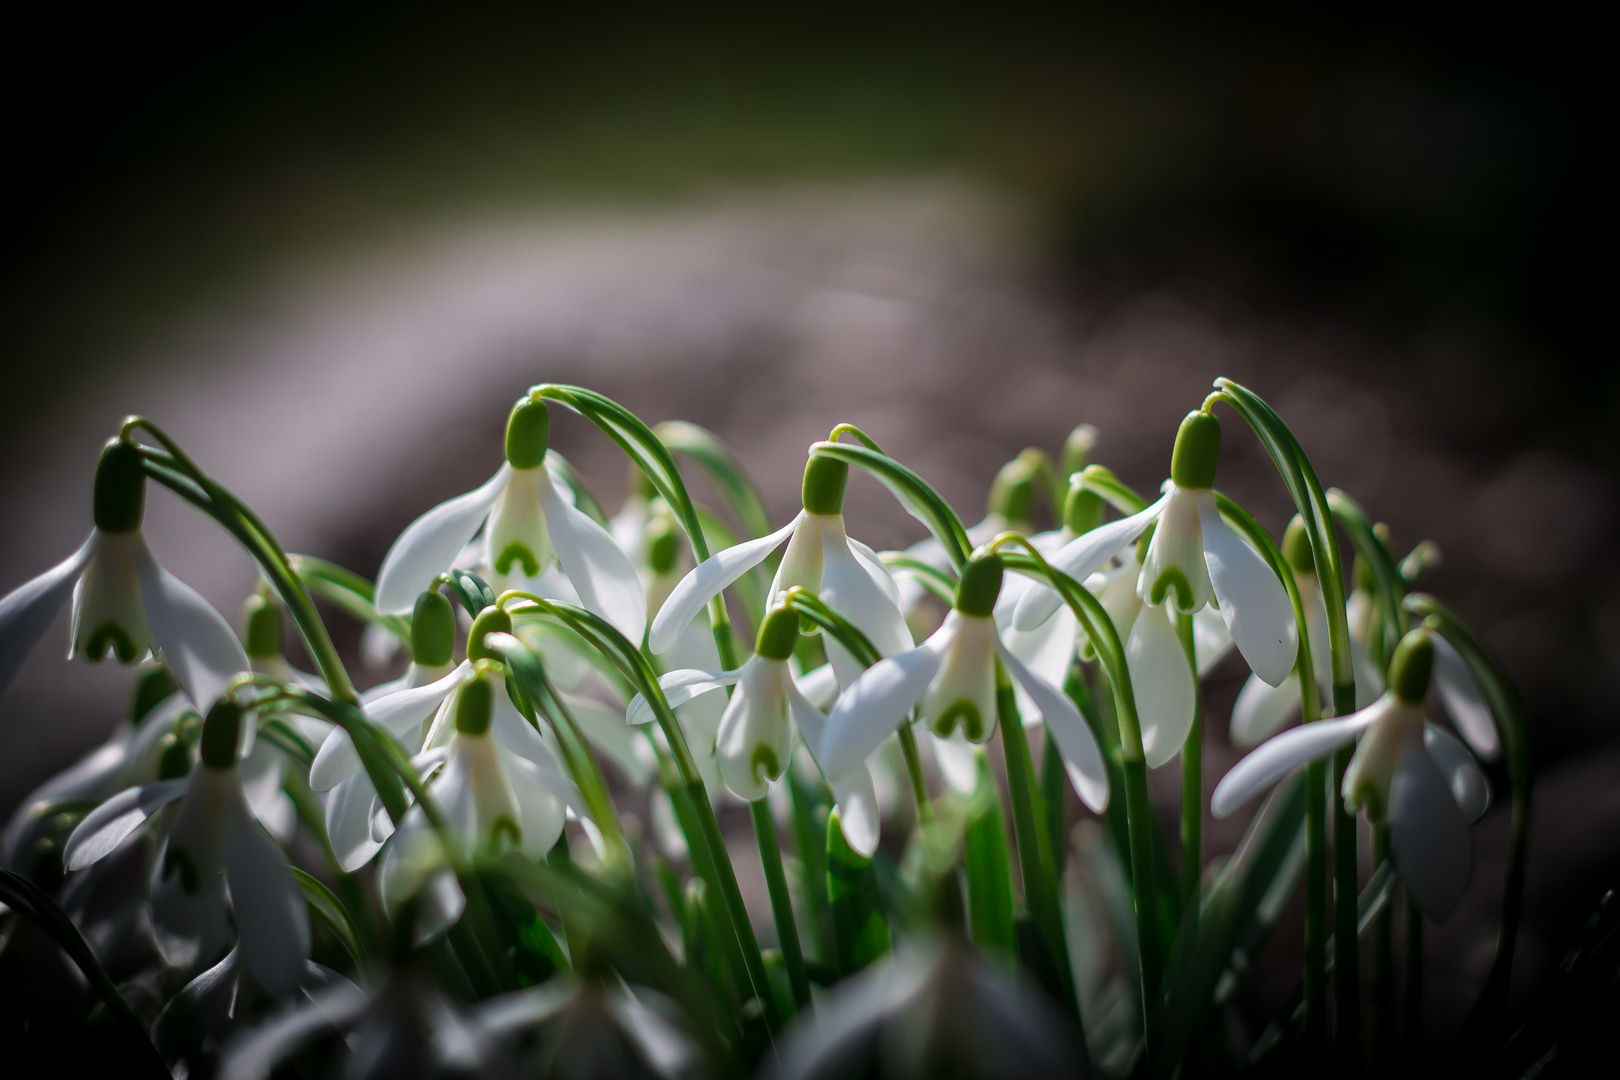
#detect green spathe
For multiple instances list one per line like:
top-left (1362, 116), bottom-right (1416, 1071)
top-left (755, 606), bottom-right (800, 661)
top-left (243, 594), bottom-right (282, 660)
top-left (988, 450), bottom-right (1043, 527)
top-left (1170, 410), bottom-right (1221, 490)
top-left (1282, 515), bottom-right (1314, 576)
top-left (954, 555), bottom-right (1004, 617)
top-left (199, 701), bottom-right (243, 769)
top-left (1388, 629), bottom-right (1434, 705)
top-left (467, 606), bottom-right (513, 663)
top-left (93, 438), bottom-right (146, 534)
top-left (505, 398), bottom-right (552, 470)
top-left (412, 590), bottom-right (456, 667)
top-left (801, 455), bottom-right (849, 516)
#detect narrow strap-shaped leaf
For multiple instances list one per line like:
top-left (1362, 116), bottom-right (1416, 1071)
top-left (656, 420), bottom-right (773, 541)
top-left (827, 809), bottom-right (891, 976)
top-left (1328, 489), bottom-right (1409, 659)
top-left (291, 866), bottom-right (368, 970)
top-left (807, 441), bottom-right (972, 570)
top-left (963, 755), bottom-right (1017, 964)
top-left (290, 555), bottom-right (412, 643)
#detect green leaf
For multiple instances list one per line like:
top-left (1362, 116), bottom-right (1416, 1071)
top-left (963, 755), bottom-right (1017, 964)
top-left (289, 554), bottom-right (411, 642)
top-left (808, 441), bottom-right (972, 570)
top-left (292, 867), bottom-right (368, 970)
top-left (655, 420), bottom-right (773, 541)
top-left (828, 809), bottom-right (892, 976)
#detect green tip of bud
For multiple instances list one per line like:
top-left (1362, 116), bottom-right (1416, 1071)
top-left (1388, 629), bottom-right (1434, 705)
top-left (1062, 482), bottom-right (1104, 536)
top-left (466, 606), bottom-right (513, 663)
top-left (505, 398), bottom-right (552, 470)
top-left (242, 594), bottom-right (283, 659)
top-left (1282, 516), bottom-right (1315, 576)
top-left (92, 438), bottom-right (146, 534)
top-left (755, 606), bottom-right (801, 661)
top-left (131, 664), bottom-right (178, 722)
top-left (199, 701), bottom-right (243, 769)
top-left (1170, 411), bottom-right (1221, 490)
top-left (1059, 423), bottom-right (1099, 480)
top-left (411, 591), bottom-right (456, 667)
top-left (455, 666), bottom-right (496, 735)
top-left (954, 555), bottom-right (1004, 617)
top-left (988, 451), bottom-right (1043, 526)
top-left (801, 455), bottom-right (849, 516)
top-left (646, 516), bottom-right (680, 575)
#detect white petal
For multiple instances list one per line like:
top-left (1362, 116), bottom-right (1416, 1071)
top-left (1127, 603), bottom-right (1198, 769)
top-left (1423, 723), bottom-right (1491, 822)
top-left (503, 750), bottom-right (571, 858)
top-left (1230, 674), bottom-right (1302, 749)
top-left (327, 771), bottom-right (385, 872)
top-left (1389, 736), bottom-right (1473, 921)
top-left (366, 662), bottom-right (469, 733)
top-left (1195, 493), bottom-right (1297, 687)
top-left (1013, 495), bottom-right (1169, 631)
top-left (150, 862), bottom-right (232, 969)
top-left (649, 514), bottom-right (799, 654)
top-left (830, 763), bottom-right (881, 858)
top-left (1193, 605), bottom-right (1234, 677)
top-left (793, 663), bottom-right (841, 710)
top-left (930, 730), bottom-right (978, 794)
top-left (1136, 486), bottom-right (1214, 613)
top-left (374, 465), bottom-right (509, 615)
top-left (63, 778), bottom-right (188, 870)
top-left (560, 690), bottom-right (655, 786)
top-left (308, 731), bottom-right (362, 793)
top-left (0, 532), bottom-right (97, 694)
top-left (1002, 607), bottom-right (1078, 724)
top-left (491, 686), bottom-right (563, 772)
top-left (535, 467), bottom-right (647, 644)
top-left (819, 632), bottom-right (948, 779)
top-left (786, 678), bottom-right (830, 764)
top-left (821, 518), bottom-right (915, 690)
top-left (998, 640), bottom-right (1108, 812)
top-left (626, 667), bottom-right (740, 725)
top-left (133, 542), bottom-right (250, 711)
top-left (1432, 636), bottom-right (1499, 760)
top-left (847, 537), bottom-right (904, 608)
top-left (226, 812), bottom-right (310, 996)
top-left (1211, 708), bottom-right (1379, 818)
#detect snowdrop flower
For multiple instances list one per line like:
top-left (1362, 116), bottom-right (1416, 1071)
top-left (1212, 629), bottom-right (1489, 920)
top-left (820, 555), bottom-right (1109, 813)
top-left (238, 594), bottom-right (333, 840)
top-left (0, 437), bottom-right (249, 709)
top-left (1229, 518), bottom-right (1383, 748)
top-left (63, 700), bottom-right (311, 995)
top-left (373, 397), bottom-right (646, 643)
top-left (379, 662), bottom-right (585, 939)
top-left (629, 605), bottom-right (883, 856)
top-left (1014, 412), bottom-right (1295, 689)
top-left (649, 454), bottom-right (912, 689)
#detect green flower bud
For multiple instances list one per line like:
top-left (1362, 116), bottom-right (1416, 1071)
top-left (242, 593), bottom-right (282, 660)
top-left (801, 455), bottom-right (849, 516)
top-left (92, 438), bottom-right (145, 534)
top-left (1388, 629), bottom-right (1434, 705)
top-left (755, 606), bottom-right (800, 661)
top-left (646, 514), bottom-right (680, 575)
top-left (467, 606), bottom-right (513, 663)
top-left (455, 665), bottom-right (496, 735)
top-left (131, 664), bottom-right (178, 722)
top-left (1282, 515), bottom-right (1314, 576)
top-left (156, 732), bottom-right (192, 780)
top-left (505, 398), bottom-right (552, 470)
top-left (1062, 481), bottom-right (1103, 536)
top-left (411, 591), bottom-right (456, 667)
top-left (988, 450), bottom-right (1045, 528)
top-left (1170, 411), bottom-right (1221, 490)
top-left (1059, 423), bottom-right (1099, 484)
top-left (199, 701), bottom-right (243, 769)
top-left (627, 461), bottom-right (658, 502)
top-left (954, 555), bottom-right (1004, 617)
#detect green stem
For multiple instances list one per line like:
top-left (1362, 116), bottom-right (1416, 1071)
top-left (1304, 759), bottom-right (1329, 1054)
top-left (752, 799), bottom-right (811, 1012)
top-left (1370, 826), bottom-right (1394, 1070)
top-left (897, 719), bottom-right (930, 819)
top-left (1174, 611), bottom-right (1202, 919)
top-left (1332, 733), bottom-right (1360, 1066)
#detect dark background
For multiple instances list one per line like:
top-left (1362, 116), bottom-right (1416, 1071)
top-left (1, 0), bottom-right (1612, 1049)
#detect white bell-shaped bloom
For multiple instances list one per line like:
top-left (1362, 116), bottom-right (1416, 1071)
top-left (373, 399), bottom-right (645, 644)
top-left (64, 701), bottom-right (310, 995)
top-left (0, 440), bottom-right (249, 709)
top-left (649, 456), bottom-right (912, 690)
top-left (1212, 630), bottom-right (1487, 921)
top-left (1014, 413), bottom-right (1295, 689)
top-left (821, 556), bottom-right (1109, 814)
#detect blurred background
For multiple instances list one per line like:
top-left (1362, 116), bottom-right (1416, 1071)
top-left (0, 0), bottom-right (1611, 1046)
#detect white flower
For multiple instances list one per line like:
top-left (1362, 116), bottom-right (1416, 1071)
top-left (820, 556), bottom-right (1109, 813)
top-left (378, 666), bottom-right (585, 941)
top-left (1211, 630), bottom-right (1488, 920)
top-left (63, 701), bottom-right (310, 995)
top-left (1013, 412), bottom-right (1296, 689)
top-left (629, 607), bottom-right (883, 856)
top-left (373, 398), bottom-right (645, 644)
top-left (0, 439), bottom-right (249, 709)
top-left (649, 455), bottom-right (912, 690)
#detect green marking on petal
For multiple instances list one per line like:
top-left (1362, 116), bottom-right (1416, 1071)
top-left (491, 815), bottom-right (522, 852)
top-left (932, 700), bottom-right (984, 741)
top-left (493, 541), bottom-right (541, 578)
top-left (85, 623), bottom-right (139, 664)
top-left (1147, 567), bottom-right (1193, 611)
top-left (163, 847), bottom-right (200, 893)
top-left (751, 744), bottom-right (781, 787)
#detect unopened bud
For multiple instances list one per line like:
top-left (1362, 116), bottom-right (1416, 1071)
top-left (243, 593), bottom-right (282, 659)
top-left (1282, 516), bottom-right (1314, 577)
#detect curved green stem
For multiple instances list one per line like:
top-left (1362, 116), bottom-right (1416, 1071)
top-left (807, 441), bottom-right (971, 570)
top-left (752, 798), bottom-right (812, 1013)
top-left (656, 420), bottom-right (774, 542)
top-left (1174, 611), bottom-right (1203, 919)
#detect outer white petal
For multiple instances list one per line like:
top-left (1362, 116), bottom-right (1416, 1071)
top-left (1127, 603), bottom-right (1198, 769)
top-left (327, 771), bottom-right (385, 872)
top-left (793, 663), bottom-right (841, 710)
top-left (1231, 674), bottom-right (1302, 749)
top-left (63, 778), bottom-right (188, 870)
top-left (133, 543), bottom-right (250, 712)
top-left (150, 863), bottom-right (232, 970)
top-left (1211, 709), bottom-right (1379, 818)
top-left (535, 467), bottom-right (647, 644)
top-left (561, 690), bottom-right (655, 786)
top-left (0, 532), bottom-right (97, 694)
top-left (1389, 736), bottom-right (1473, 921)
top-left (930, 731), bottom-right (978, 794)
top-left (819, 633), bottom-right (948, 779)
top-left (1193, 605), bottom-right (1234, 677)
top-left (821, 518), bottom-right (914, 689)
top-left (649, 515), bottom-right (800, 654)
top-left (830, 763), bottom-right (881, 858)
top-left (1423, 723), bottom-right (1491, 823)
top-left (1195, 494), bottom-right (1296, 688)
top-left (225, 813), bottom-right (311, 997)
top-left (786, 678), bottom-right (830, 764)
top-left (1432, 636), bottom-right (1499, 760)
top-left (626, 668), bottom-right (741, 725)
top-left (1002, 606), bottom-right (1078, 727)
top-left (374, 466), bottom-right (510, 615)
top-left (1013, 495), bottom-right (1169, 631)
top-left (503, 750), bottom-right (572, 858)
top-left (998, 640), bottom-right (1108, 812)
top-left (848, 537), bottom-right (904, 608)
top-left (491, 686), bottom-right (564, 771)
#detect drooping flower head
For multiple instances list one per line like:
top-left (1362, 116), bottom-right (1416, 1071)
top-left (0, 437), bottom-right (249, 709)
top-left (373, 397), bottom-right (646, 644)
top-left (1212, 628), bottom-right (1489, 920)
